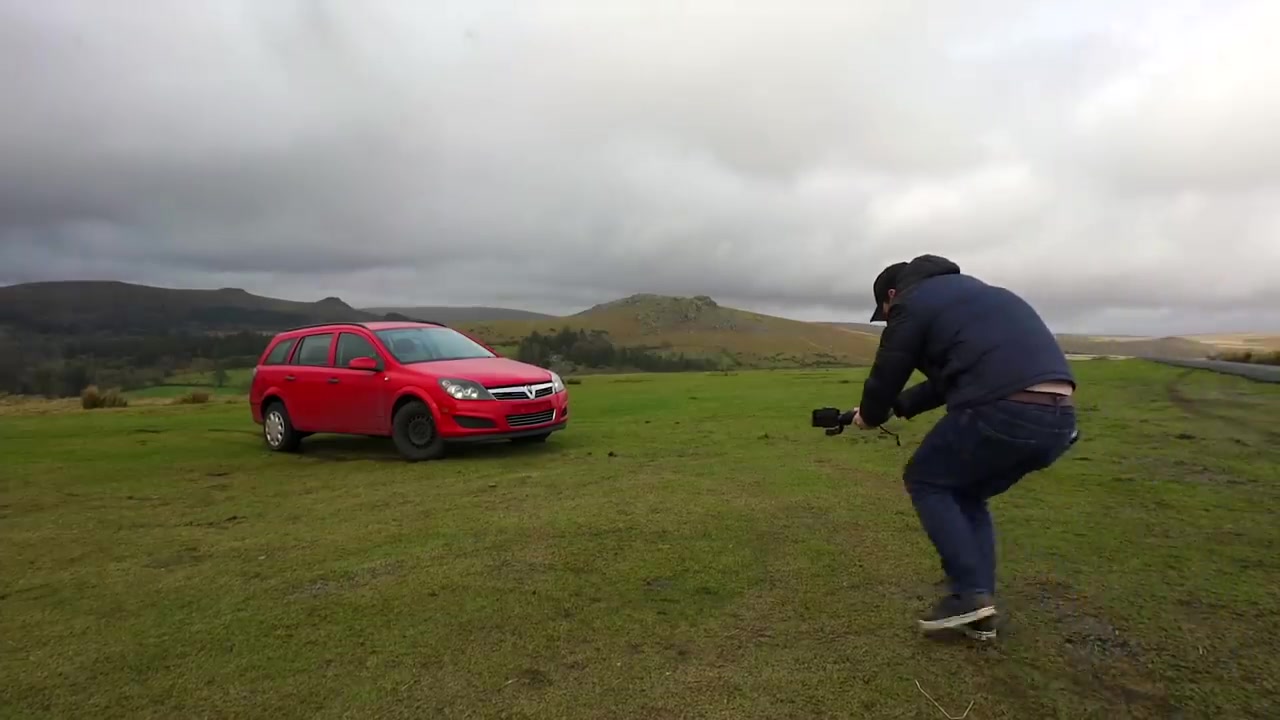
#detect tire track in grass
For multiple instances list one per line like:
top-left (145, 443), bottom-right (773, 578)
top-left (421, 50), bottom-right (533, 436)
top-left (1164, 369), bottom-right (1279, 442)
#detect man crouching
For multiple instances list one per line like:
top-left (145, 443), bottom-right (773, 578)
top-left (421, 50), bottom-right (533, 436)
top-left (848, 254), bottom-right (1078, 640)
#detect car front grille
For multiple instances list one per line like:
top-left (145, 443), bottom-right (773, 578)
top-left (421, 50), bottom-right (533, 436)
top-left (488, 382), bottom-right (555, 401)
top-left (507, 409), bottom-right (556, 427)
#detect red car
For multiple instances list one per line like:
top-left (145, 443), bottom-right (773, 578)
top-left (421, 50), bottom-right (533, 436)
top-left (249, 321), bottom-right (569, 460)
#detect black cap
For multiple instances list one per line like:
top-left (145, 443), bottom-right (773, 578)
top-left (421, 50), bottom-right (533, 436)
top-left (870, 262), bottom-right (907, 322)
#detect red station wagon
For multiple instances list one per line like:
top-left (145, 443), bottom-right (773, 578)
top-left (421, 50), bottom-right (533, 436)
top-left (249, 321), bottom-right (569, 460)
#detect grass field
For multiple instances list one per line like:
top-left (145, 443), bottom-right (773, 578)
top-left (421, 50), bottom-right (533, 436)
top-left (3, 361), bottom-right (1278, 718)
top-left (123, 368), bottom-right (255, 400)
top-left (164, 368), bottom-right (255, 388)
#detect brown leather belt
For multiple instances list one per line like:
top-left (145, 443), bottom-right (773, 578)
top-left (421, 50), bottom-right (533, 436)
top-left (1007, 390), bottom-right (1074, 407)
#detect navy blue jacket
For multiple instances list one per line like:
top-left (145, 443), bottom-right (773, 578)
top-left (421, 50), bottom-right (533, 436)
top-left (857, 255), bottom-right (1075, 427)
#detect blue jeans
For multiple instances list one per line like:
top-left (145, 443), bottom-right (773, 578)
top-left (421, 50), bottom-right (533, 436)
top-left (903, 398), bottom-right (1077, 597)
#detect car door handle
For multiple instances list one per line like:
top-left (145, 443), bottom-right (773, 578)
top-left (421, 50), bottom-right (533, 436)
top-left (285, 375), bottom-right (296, 381)
top-left (328, 377), bottom-right (340, 384)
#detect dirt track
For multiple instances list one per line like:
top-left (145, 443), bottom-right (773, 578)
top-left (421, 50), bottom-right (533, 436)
top-left (1149, 358), bottom-right (1280, 383)
top-left (1163, 367), bottom-right (1279, 442)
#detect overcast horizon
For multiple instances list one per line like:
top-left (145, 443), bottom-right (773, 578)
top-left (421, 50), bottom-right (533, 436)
top-left (3, 1), bottom-right (1279, 335)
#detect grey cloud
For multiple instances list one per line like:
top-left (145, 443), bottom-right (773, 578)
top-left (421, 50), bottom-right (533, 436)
top-left (2, 0), bottom-right (1279, 336)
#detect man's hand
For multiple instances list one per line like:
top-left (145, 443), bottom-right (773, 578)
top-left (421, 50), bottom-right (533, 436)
top-left (851, 408), bottom-right (871, 430)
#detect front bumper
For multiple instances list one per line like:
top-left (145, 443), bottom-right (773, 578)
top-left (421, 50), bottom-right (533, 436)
top-left (444, 420), bottom-right (568, 444)
top-left (435, 392), bottom-right (569, 439)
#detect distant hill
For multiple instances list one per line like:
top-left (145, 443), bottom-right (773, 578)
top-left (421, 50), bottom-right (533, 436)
top-left (363, 306), bottom-right (555, 324)
top-left (824, 321), bottom-right (1220, 360)
top-left (461, 294), bottom-right (883, 367)
top-left (0, 281), bottom-right (555, 335)
top-left (2, 279), bottom-right (1247, 398)
top-left (823, 322), bottom-right (883, 336)
top-left (0, 280), bottom-right (1232, 366)
top-left (1182, 333), bottom-right (1280, 352)
top-left (1054, 334), bottom-right (1215, 359)
top-left (0, 281), bottom-right (381, 334)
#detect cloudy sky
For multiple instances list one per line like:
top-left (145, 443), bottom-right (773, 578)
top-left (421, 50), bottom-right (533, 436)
top-left (2, 0), bottom-right (1278, 334)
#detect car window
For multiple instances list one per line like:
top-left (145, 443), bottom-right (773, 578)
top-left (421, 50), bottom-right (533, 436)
top-left (374, 327), bottom-right (495, 364)
top-left (336, 332), bottom-right (380, 368)
top-left (264, 337), bottom-right (297, 365)
top-left (293, 333), bottom-right (335, 367)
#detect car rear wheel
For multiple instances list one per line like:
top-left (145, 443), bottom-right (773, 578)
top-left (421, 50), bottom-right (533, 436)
top-left (263, 401), bottom-right (301, 452)
top-left (392, 400), bottom-right (445, 461)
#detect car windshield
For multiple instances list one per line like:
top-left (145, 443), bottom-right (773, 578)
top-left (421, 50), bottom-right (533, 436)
top-left (374, 327), bottom-right (496, 364)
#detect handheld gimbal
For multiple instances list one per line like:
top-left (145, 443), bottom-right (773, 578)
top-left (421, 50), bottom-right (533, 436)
top-left (811, 406), bottom-right (902, 445)
top-left (811, 407), bottom-right (851, 436)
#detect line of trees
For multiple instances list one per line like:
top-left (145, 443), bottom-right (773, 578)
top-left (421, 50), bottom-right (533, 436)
top-left (0, 330), bottom-right (268, 397)
top-left (514, 327), bottom-right (721, 373)
top-left (0, 324), bottom-right (724, 398)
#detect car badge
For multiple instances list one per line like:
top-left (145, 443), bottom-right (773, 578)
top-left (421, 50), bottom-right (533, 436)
top-left (524, 385), bottom-right (534, 398)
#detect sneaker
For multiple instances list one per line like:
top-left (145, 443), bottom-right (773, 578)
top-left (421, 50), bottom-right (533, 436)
top-left (957, 616), bottom-right (998, 641)
top-left (918, 592), bottom-right (996, 632)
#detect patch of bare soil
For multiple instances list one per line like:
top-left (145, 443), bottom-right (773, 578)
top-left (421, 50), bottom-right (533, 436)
top-left (292, 558), bottom-right (406, 599)
top-left (1164, 459), bottom-right (1250, 486)
top-left (144, 546), bottom-right (205, 569)
top-left (1024, 578), bottom-right (1185, 718)
top-left (182, 514), bottom-right (247, 529)
top-left (1027, 578), bottom-right (1134, 659)
top-left (511, 667), bottom-right (552, 687)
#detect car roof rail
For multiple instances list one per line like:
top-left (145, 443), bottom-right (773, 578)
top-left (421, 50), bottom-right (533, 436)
top-left (376, 313), bottom-right (448, 328)
top-left (281, 321), bottom-right (369, 332)
top-left (380, 322), bottom-right (449, 329)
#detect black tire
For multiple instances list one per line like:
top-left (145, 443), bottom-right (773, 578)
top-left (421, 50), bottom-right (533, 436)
top-left (512, 433), bottom-right (551, 444)
top-left (391, 400), bottom-right (445, 461)
top-left (262, 401), bottom-right (302, 453)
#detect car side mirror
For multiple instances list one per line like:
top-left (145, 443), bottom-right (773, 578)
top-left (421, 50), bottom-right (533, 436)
top-left (348, 356), bottom-right (380, 371)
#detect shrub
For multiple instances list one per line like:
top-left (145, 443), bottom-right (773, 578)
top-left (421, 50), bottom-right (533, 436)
top-left (81, 385), bottom-right (129, 409)
top-left (566, 377), bottom-right (582, 386)
top-left (174, 390), bottom-right (211, 405)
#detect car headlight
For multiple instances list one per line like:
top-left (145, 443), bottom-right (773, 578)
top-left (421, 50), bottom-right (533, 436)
top-left (438, 378), bottom-right (493, 401)
top-left (550, 371), bottom-right (565, 393)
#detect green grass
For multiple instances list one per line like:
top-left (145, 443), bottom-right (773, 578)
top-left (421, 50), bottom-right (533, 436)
top-left (165, 367), bottom-right (254, 387)
top-left (2, 360), bottom-right (1278, 719)
top-left (126, 384), bottom-right (246, 400)
top-left (126, 368), bottom-right (255, 400)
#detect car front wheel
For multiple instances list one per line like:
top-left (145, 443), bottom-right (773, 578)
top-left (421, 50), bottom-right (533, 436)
top-left (391, 400), bottom-right (446, 461)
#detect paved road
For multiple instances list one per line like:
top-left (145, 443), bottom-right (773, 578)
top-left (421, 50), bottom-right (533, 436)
top-left (1147, 358), bottom-right (1280, 383)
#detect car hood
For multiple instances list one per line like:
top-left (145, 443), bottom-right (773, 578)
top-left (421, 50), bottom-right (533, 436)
top-left (403, 357), bottom-right (553, 387)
